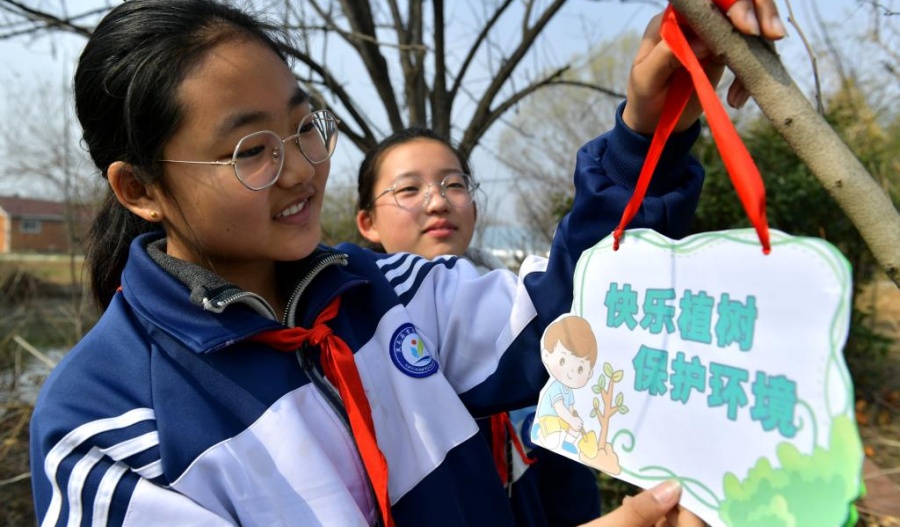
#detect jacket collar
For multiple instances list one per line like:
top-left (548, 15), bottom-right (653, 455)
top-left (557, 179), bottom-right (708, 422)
top-left (119, 233), bottom-right (358, 354)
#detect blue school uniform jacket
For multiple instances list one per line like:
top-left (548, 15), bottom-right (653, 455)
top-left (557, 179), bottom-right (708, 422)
top-left (31, 110), bottom-right (703, 526)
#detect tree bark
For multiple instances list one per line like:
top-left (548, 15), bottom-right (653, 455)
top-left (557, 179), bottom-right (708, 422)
top-left (669, 0), bottom-right (900, 287)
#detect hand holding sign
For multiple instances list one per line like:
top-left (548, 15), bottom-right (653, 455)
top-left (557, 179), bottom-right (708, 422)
top-left (580, 481), bottom-right (704, 527)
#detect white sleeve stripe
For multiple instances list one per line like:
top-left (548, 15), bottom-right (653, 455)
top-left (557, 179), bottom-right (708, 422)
top-left (375, 252), bottom-right (407, 269)
top-left (510, 255), bottom-right (546, 341)
top-left (393, 257), bottom-right (430, 296)
top-left (134, 460), bottom-right (163, 480)
top-left (66, 447), bottom-right (104, 527)
top-left (65, 434), bottom-right (159, 527)
top-left (382, 254), bottom-right (418, 282)
top-left (42, 408), bottom-right (155, 527)
top-left (92, 463), bottom-right (128, 527)
top-left (100, 431), bottom-right (159, 461)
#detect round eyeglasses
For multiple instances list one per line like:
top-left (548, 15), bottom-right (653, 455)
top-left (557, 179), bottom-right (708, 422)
top-left (159, 109), bottom-right (339, 191)
top-left (368, 173), bottom-right (480, 212)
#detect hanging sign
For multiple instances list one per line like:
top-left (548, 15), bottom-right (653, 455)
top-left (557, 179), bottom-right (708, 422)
top-left (531, 228), bottom-right (863, 527)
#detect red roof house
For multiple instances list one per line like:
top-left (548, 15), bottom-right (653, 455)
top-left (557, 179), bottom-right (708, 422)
top-left (0, 196), bottom-right (93, 254)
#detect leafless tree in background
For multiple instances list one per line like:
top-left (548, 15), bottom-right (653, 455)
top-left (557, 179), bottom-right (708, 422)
top-left (0, 0), bottom-right (628, 155)
top-left (0, 0), bottom-right (638, 244)
top-left (497, 33), bottom-right (639, 246)
top-left (0, 77), bottom-right (101, 339)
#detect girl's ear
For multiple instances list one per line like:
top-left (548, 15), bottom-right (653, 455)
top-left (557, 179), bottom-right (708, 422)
top-left (356, 209), bottom-right (382, 245)
top-left (107, 161), bottom-right (164, 223)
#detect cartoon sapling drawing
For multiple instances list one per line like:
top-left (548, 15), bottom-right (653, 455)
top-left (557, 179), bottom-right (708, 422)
top-left (583, 361), bottom-right (626, 474)
top-left (532, 315), bottom-right (598, 457)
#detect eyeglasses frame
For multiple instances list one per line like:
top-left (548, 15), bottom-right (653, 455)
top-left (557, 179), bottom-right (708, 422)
top-left (159, 109), bottom-right (340, 191)
top-left (367, 173), bottom-right (481, 212)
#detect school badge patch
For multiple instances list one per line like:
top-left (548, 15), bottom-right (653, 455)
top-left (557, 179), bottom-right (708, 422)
top-left (389, 323), bottom-right (438, 378)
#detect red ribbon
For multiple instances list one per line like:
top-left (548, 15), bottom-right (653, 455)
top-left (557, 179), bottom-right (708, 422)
top-left (713, 0), bottom-right (740, 12)
top-left (612, 4), bottom-right (770, 254)
top-left (249, 297), bottom-right (395, 527)
top-left (490, 412), bottom-right (536, 487)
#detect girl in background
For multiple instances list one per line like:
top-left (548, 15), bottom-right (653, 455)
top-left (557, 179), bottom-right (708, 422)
top-left (355, 127), bottom-right (602, 527)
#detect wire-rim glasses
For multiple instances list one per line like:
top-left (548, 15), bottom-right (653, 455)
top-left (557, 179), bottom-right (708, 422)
top-left (159, 109), bottom-right (340, 191)
top-left (368, 173), bottom-right (480, 212)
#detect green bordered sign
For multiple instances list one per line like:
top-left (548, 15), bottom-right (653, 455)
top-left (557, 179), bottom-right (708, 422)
top-left (531, 228), bottom-right (863, 527)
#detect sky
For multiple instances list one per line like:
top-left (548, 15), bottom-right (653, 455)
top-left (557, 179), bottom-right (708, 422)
top-left (0, 0), bottom-right (879, 248)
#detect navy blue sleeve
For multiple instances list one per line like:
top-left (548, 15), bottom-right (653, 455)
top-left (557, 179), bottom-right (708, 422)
top-left (458, 103), bottom-right (703, 414)
top-left (527, 102), bottom-right (703, 327)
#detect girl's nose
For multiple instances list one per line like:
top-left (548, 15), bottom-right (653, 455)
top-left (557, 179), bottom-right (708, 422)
top-left (423, 183), bottom-right (450, 212)
top-left (276, 140), bottom-right (316, 188)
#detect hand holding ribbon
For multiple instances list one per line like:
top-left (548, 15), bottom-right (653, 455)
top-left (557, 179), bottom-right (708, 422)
top-left (614, 0), bottom-right (786, 253)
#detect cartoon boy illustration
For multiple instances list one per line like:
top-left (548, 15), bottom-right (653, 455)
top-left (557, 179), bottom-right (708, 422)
top-left (533, 314), bottom-right (597, 455)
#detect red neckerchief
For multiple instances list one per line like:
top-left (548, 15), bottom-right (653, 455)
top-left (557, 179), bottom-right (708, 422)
top-left (249, 296), bottom-right (395, 527)
top-left (490, 412), bottom-right (537, 487)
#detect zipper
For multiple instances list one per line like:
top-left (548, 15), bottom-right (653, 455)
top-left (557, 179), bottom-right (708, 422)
top-left (284, 251), bottom-right (384, 527)
top-left (300, 348), bottom-right (384, 527)
top-left (282, 249), bottom-right (350, 425)
top-left (203, 290), bottom-right (277, 318)
top-left (201, 250), bottom-right (349, 321)
top-left (283, 251), bottom-right (349, 325)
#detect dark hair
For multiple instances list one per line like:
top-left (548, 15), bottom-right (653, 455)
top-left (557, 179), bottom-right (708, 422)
top-left (76, 0), bottom-right (289, 309)
top-left (356, 127), bottom-right (474, 213)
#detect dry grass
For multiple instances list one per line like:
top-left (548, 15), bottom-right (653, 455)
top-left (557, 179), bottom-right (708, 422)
top-left (0, 404), bottom-right (34, 526)
top-left (0, 254), bottom-right (87, 286)
top-left (855, 279), bottom-right (900, 526)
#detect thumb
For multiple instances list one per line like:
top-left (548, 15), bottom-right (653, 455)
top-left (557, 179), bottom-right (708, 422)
top-left (599, 480), bottom-right (683, 527)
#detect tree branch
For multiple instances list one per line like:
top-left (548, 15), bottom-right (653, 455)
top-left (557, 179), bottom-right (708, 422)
top-left (461, 0), bottom-right (568, 152)
top-left (550, 80), bottom-right (625, 99)
top-left (279, 45), bottom-right (378, 150)
top-left (0, 0), bottom-right (99, 38)
top-left (431, 0), bottom-right (450, 137)
top-left (669, 0), bottom-right (900, 287)
top-left (461, 65), bottom-right (573, 152)
top-left (393, 0), bottom-right (426, 126)
top-left (448, 0), bottom-right (515, 105)
top-left (337, 0), bottom-right (405, 130)
top-left (783, 0), bottom-right (824, 114)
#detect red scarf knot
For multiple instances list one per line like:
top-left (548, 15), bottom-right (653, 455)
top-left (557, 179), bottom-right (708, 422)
top-left (248, 296), bottom-right (394, 527)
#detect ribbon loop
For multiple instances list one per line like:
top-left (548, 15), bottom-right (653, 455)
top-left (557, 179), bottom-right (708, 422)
top-left (613, 5), bottom-right (770, 254)
top-left (712, 0), bottom-right (740, 13)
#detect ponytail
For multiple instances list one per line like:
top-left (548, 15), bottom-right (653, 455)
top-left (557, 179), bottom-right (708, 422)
top-left (86, 191), bottom-right (162, 310)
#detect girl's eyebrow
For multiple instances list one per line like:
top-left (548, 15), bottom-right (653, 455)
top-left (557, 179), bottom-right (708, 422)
top-left (214, 87), bottom-right (309, 139)
top-left (393, 167), bottom-right (464, 179)
top-left (288, 88), bottom-right (309, 109)
top-left (391, 167), bottom-right (465, 182)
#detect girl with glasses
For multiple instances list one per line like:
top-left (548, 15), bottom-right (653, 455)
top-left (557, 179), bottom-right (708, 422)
top-left (355, 127), bottom-right (603, 527)
top-left (356, 128), bottom-right (479, 260)
top-left (29, 0), bottom-right (785, 526)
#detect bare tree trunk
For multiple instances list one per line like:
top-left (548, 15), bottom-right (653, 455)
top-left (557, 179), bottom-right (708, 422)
top-left (431, 0), bottom-right (450, 138)
top-left (669, 0), bottom-right (900, 287)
